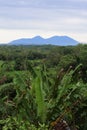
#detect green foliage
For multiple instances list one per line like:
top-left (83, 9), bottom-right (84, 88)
top-left (58, 54), bottom-right (77, 70)
top-left (32, 72), bottom-right (47, 123)
top-left (0, 117), bottom-right (48, 130)
top-left (0, 45), bottom-right (87, 129)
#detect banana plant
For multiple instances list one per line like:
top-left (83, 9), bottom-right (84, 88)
top-left (13, 64), bottom-right (49, 124)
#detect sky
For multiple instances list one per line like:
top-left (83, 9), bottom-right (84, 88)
top-left (0, 0), bottom-right (87, 43)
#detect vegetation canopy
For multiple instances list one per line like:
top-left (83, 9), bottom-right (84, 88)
top-left (0, 44), bottom-right (87, 130)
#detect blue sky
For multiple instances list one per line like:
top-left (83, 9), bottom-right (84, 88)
top-left (0, 0), bottom-right (87, 43)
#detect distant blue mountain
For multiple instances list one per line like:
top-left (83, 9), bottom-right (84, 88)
top-left (9, 36), bottom-right (78, 46)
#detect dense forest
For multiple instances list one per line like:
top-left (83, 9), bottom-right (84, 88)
top-left (0, 44), bottom-right (87, 130)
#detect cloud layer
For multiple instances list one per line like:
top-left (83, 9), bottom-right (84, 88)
top-left (0, 0), bottom-right (87, 43)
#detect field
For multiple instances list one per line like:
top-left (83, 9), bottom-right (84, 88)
top-left (0, 44), bottom-right (87, 130)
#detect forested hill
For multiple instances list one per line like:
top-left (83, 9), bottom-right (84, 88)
top-left (8, 36), bottom-right (78, 46)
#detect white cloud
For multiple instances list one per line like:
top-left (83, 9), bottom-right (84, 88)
top-left (0, 0), bottom-right (87, 43)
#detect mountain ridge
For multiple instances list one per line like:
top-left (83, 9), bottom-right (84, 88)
top-left (8, 35), bottom-right (79, 46)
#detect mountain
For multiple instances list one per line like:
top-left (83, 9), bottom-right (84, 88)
top-left (9, 36), bottom-right (78, 46)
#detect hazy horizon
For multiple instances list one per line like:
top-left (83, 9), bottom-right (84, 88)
top-left (0, 35), bottom-right (79, 44)
top-left (0, 0), bottom-right (87, 43)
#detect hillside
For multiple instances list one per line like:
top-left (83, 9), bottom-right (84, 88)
top-left (9, 36), bottom-right (78, 46)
